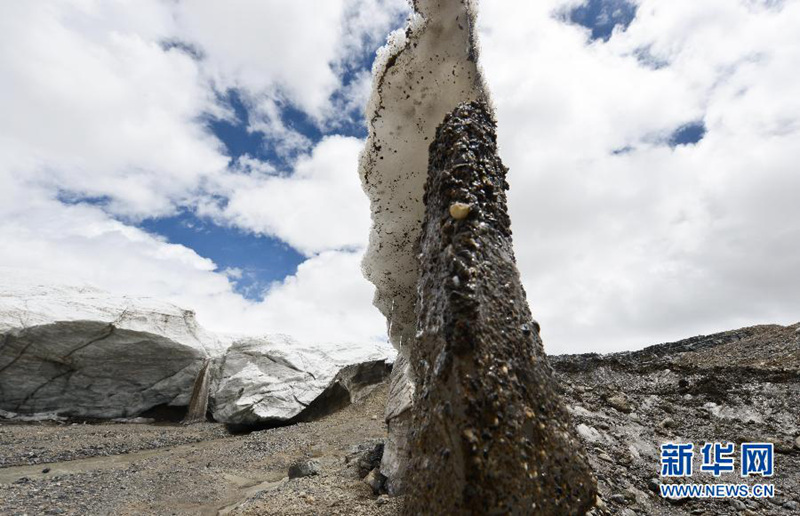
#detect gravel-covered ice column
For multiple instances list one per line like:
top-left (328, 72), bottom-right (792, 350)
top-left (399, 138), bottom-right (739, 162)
top-left (358, 0), bottom-right (488, 492)
top-left (404, 101), bottom-right (596, 514)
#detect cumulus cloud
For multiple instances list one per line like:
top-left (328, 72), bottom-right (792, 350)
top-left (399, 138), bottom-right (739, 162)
top-left (254, 250), bottom-right (387, 342)
top-left (0, 0), bottom-right (227, 219)
top-left (173, 0), bottom-right (346, 118)
top-left (172, 0), bottom-right (408, 145)
top-left (2, 0), bottom-right (798, 355)
top-left (0, 0), bottom-right (406, 222)
top-left (478, 0), bottom-right (800, 352)
top-left (0, 0), bottom-right (394, 345)
top-left (0, 187), bottom-right (385, 343)
top-left (204, 136), bottom-right (371, 255)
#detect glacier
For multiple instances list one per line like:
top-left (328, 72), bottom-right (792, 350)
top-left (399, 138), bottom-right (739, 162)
top-left (0, 268), bottom-right (392, 424)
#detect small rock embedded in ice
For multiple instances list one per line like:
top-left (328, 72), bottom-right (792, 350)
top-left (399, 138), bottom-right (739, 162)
top-left (448, 202), bottom-right (471, 220)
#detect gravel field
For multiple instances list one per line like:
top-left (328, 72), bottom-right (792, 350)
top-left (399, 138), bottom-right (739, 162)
top-left (0, 385), bottom-right (400, 515)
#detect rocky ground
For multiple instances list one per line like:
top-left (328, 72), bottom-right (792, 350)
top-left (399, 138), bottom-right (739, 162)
top-left (0, 386), bottom-right (400, 516)
top-left (1, 323), bottom-right (798, 515)
top-left (554, 323), bottom-right (800, 516)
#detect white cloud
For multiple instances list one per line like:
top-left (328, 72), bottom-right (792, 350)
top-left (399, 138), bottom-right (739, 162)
top-left (173, 0), bottom-right (408, 139)
top-left (173, 0), bottom-right (346, 120)
top-left (0, 0), bottom-right (227, 219)
top-left (203, 135), bottom-right (371, 255)
top-left (2, 0), bottom-right (798, 356)
top-left (254, 250), bottom-right (387, 342)
top-left (223, 267), bottom-right (244, 280)
top-left (0, 188), bottom-right (385, 344)
top-left (0, 0), bottom-right (406, 222)
top-left (0, 192), bottom-right (224, 302)
top-left (478, 0), bottom-right (800, 352)
top-left (0, 0), bottom-right (394, 347)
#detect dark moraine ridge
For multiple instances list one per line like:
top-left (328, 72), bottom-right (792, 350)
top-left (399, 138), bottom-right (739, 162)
top-left (404, 101), bottom-right (597, 515)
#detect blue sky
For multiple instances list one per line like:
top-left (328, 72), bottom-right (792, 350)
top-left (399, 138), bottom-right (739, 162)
top-left (566, 0), bottom-right (638, 41)
top-left (139, 75), bottom-right (373, 301)
top-left (140, 0), bottom-right (705, 302)
top-left (140, 213), bottom-right (304, 300)
top-left (137, 31), bottom-right (384, 301)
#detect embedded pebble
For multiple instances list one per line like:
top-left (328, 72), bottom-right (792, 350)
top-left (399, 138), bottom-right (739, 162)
top-left (448, 202), bottom-right (471, 220)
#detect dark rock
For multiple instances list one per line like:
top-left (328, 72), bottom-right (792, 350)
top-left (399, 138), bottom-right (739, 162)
top-left (659, 417), bottom-right (676, 429)
top-left (610, 493), bottom-right (627, 504)
top-left (345, 441), bottom-right (384, 479)
top-left (607, 394), bottom-right (633, 413)
top-left (776, 439), bottom-right (795, 454)
top-left (288, 459), bottom-right (320, 479)
top-left (363, 468), bottom-right (386, 494)
top-left (730, 499), bottom-right (747, 510)
top-left (359, 443), bottom-right (384, 479)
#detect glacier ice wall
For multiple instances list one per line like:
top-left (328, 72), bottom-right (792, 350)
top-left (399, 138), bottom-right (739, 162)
top-left (359, 0), bottom-right (489, 361)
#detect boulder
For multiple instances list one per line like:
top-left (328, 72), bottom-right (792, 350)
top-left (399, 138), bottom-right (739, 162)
top-left (0, 271), bottom-right (224, 419)
top-left (363, 468), bottom-right (386, 494)
top-left (211, 336), bottom-right (392, 426)
top-left (288, 459), bottom-right (320, 479)
top-left (344, 441), bottom-right (385, 480)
